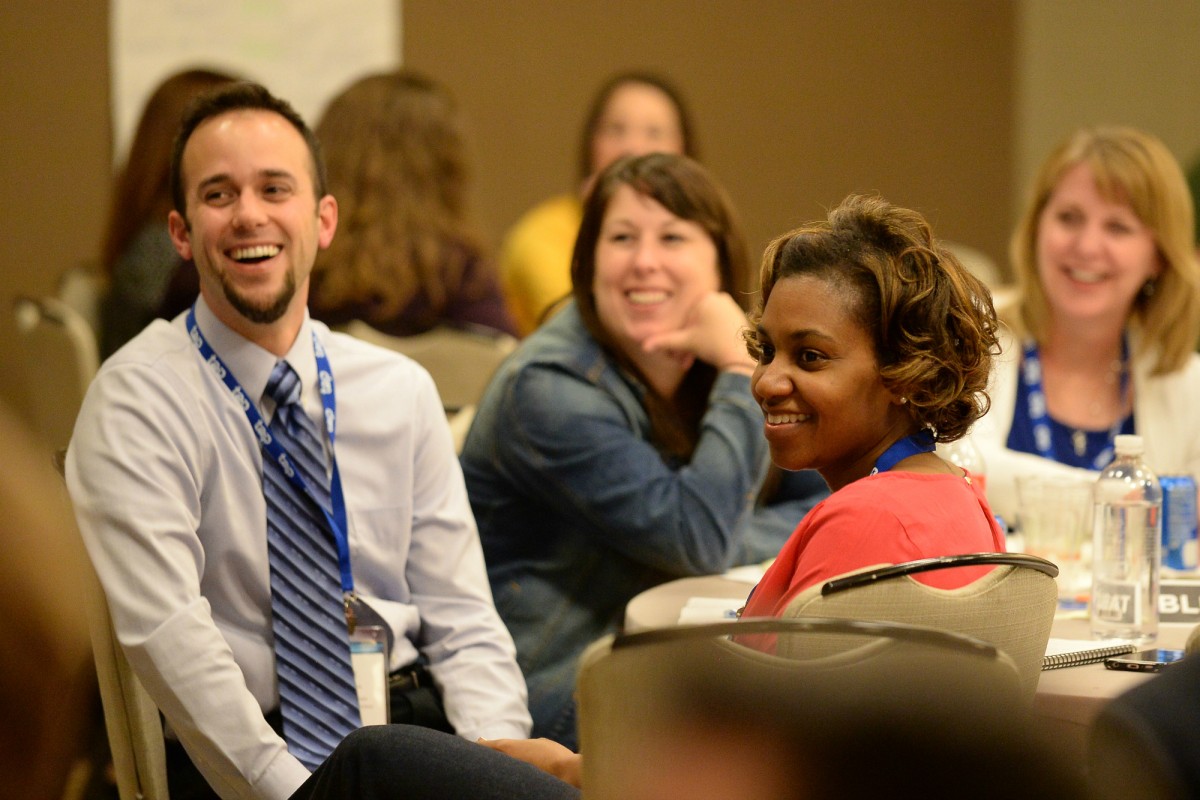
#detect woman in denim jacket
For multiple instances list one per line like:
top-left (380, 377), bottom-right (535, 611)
top-left (460, 153), bottom-right (826, 748)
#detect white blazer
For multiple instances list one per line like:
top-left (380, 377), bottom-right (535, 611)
top-left (973, 327), bottom-right (1200, 523)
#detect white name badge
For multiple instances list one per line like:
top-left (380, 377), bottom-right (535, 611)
top-left (350, 626), bottom-right (389, 726)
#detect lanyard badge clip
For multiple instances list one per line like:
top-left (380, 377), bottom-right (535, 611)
top-left (344, 592), bottom-right (358, 635)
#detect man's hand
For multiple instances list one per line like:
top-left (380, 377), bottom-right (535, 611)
top-left (477, 737), bottom-right (583, 788)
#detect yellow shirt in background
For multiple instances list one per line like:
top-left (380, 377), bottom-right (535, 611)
top-left (499, 194), bottom-right (582, 335)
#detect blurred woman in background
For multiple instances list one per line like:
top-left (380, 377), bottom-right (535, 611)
top-left (499, 71), bottom-right (697, 334)
top-left (310, 70), bottom-right (516, 337)
top-left (973, 127), bottom-right (1200, 522)
top-left (98, 68), bottom-right (239, 358)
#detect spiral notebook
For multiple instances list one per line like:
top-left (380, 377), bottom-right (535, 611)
top-left (1042, 638), bottom-right (1136, 670)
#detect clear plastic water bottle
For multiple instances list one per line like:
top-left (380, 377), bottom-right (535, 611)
top-left (1090, 434), bottom-right (1162, 643)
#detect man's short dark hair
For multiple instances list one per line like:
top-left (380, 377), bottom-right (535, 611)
top-left (169, 81), bottom-right (328, 215)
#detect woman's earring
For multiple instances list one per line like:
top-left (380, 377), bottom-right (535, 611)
top-left (1141, 279), bottom-right (1157, 299)
top-left (900, 397), bottom-right (909, 405)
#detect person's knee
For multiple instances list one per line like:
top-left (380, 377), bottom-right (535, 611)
top-left (331, 726), bottom-right (395, 768)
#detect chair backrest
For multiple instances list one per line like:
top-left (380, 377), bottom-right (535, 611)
top-left (57, 263), bottom-right (108, 336)
top-left (340, 320), bottom-right (517, 413)
top-left (577, 617), bottom-right (1024, 800)
top-left (942, 240), bottom-right (1002, 287)
top-left (13, 295), bottom-right (99, 450)
top-left (79, 553), bottom-right (170, 800)
top-left (54, 453), bottom-right (169, 800)
top-left (781, 552), bottom-right (1059, 700)
top-left (445, 405), bottom-right (477, 454)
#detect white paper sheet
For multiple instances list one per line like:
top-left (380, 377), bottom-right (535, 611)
top-left (677, 597), bottom-right (742, 625)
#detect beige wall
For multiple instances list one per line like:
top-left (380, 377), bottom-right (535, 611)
top-left (404, 0), bottom-right (1015, 284)
top-left (0, 2), bottom-right (110, 420)
top-left (1016, 0), bottom-right (1200, 217)
top-left (3, 1), bottom-right (1198, 422)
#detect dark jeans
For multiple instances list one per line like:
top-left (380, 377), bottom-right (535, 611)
top-left (292, 726), bottom-right (580, 800)
top-left (167, 664), bottom-right (455, 799)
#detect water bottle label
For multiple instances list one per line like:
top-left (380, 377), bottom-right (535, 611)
top-left (1093, 578), bottom-right (1142, 626)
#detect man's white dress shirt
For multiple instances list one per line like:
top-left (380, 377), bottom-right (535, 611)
top-left (67, 298), bottom-right (530, 800)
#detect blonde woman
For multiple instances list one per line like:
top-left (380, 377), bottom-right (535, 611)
top-left (974, 127), bottom-right (1200, 522)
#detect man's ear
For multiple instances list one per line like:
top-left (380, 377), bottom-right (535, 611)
top-left (167, 210), bottom-right (193, 261)
top-left (317, 194), bottom-right (338, 250)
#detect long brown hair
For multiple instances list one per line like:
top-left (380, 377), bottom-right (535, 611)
top-left (310, 70), bottom-right (488, 326)
top-left (100, 68), bottom-right (239, 274)
top-left (571, 153), bottom-right (750, 459)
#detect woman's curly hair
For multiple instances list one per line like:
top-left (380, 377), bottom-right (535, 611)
top-left (751, 194), bottom-right (999, 442)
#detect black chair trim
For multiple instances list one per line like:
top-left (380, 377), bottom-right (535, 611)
top-left (614, 616), bottom-right (999, 659)
top-left (819, 552), bottom-right (1059, 597)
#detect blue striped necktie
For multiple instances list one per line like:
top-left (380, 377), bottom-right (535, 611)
top-left (262, 359), bottom-right (361, 770)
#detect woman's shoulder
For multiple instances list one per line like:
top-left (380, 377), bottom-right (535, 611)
top-left (500, 196), bottom-right (583, 269)
top-left (1131, 344), bottom-right (1200, 421)
top-left (467, 340), bottom-right (649, 464)
top-left (798, 477), bottom-right (901, 529)
top-left (795, 474), bottom-right (995, 565)
top-left (1137, 346), bottom-right (1200, 382)
top-left (827, 472), bottom-right (976, 513)
top-left (509, 305), bottom-right (604, 372)
top-left (484, 311), bottom-right (639, 417)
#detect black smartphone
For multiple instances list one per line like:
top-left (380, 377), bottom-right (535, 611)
top-left (1104, 648), bottom-right (1187, 672)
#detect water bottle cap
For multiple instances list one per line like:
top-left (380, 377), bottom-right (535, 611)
top-left (1113, 434), bottom-right (1144, 455)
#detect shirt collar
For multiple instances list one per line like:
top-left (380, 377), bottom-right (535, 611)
top-left (193, 295), bottom-right (319, 416)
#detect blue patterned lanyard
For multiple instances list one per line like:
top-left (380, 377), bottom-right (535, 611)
top-left (870, 429), bottom-right (936, 475)
top-left (1020, 335), bottom-right (1129, 471)
top-left (186, 307), bottom-right (355, 600)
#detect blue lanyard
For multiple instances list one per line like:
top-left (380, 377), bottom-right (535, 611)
top-left (870, 429), bottom-right (936, 475)
top-left (186, 307), bottom-right (355, 602)
top-left (1021, 336), bottom-right (1128, 470)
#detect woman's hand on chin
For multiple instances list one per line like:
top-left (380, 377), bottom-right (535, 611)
top-left (642, 291), bottom-right (756, 375)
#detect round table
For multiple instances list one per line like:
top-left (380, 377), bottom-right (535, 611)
top-left (623, 573), bottom-right (1193, 765)
top-left (624, 575), bottom-right (754, 632)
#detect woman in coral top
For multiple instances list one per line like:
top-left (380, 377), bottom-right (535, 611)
top-left (286, 194), bottom-right (1014, 799)
top-left (741, 194), bottom-right (1007, 618)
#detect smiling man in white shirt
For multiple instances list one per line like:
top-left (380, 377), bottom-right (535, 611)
top-left (66, 82), bottom-right (530, 800)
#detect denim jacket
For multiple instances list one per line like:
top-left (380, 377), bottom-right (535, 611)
top-left (460, 303), bottom-right (826, 747)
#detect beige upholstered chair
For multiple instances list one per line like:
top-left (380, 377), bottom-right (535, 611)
top-left (780, 552), bottom-right (1059, 700)
top-left (340, 322), bottom-right (516, 453)
top-left (80, 555), bottom-right (170, 800)
top-left (340, 320), bottom-right (517, 413)
top-left (56, 263), bottom-right (108, 336)
top-left (53, 445), bottom-right (168, 799)
top-left (12, 295), bottom-right (99, 451)
top-left (576, 617), bottom-right (1024, 800)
